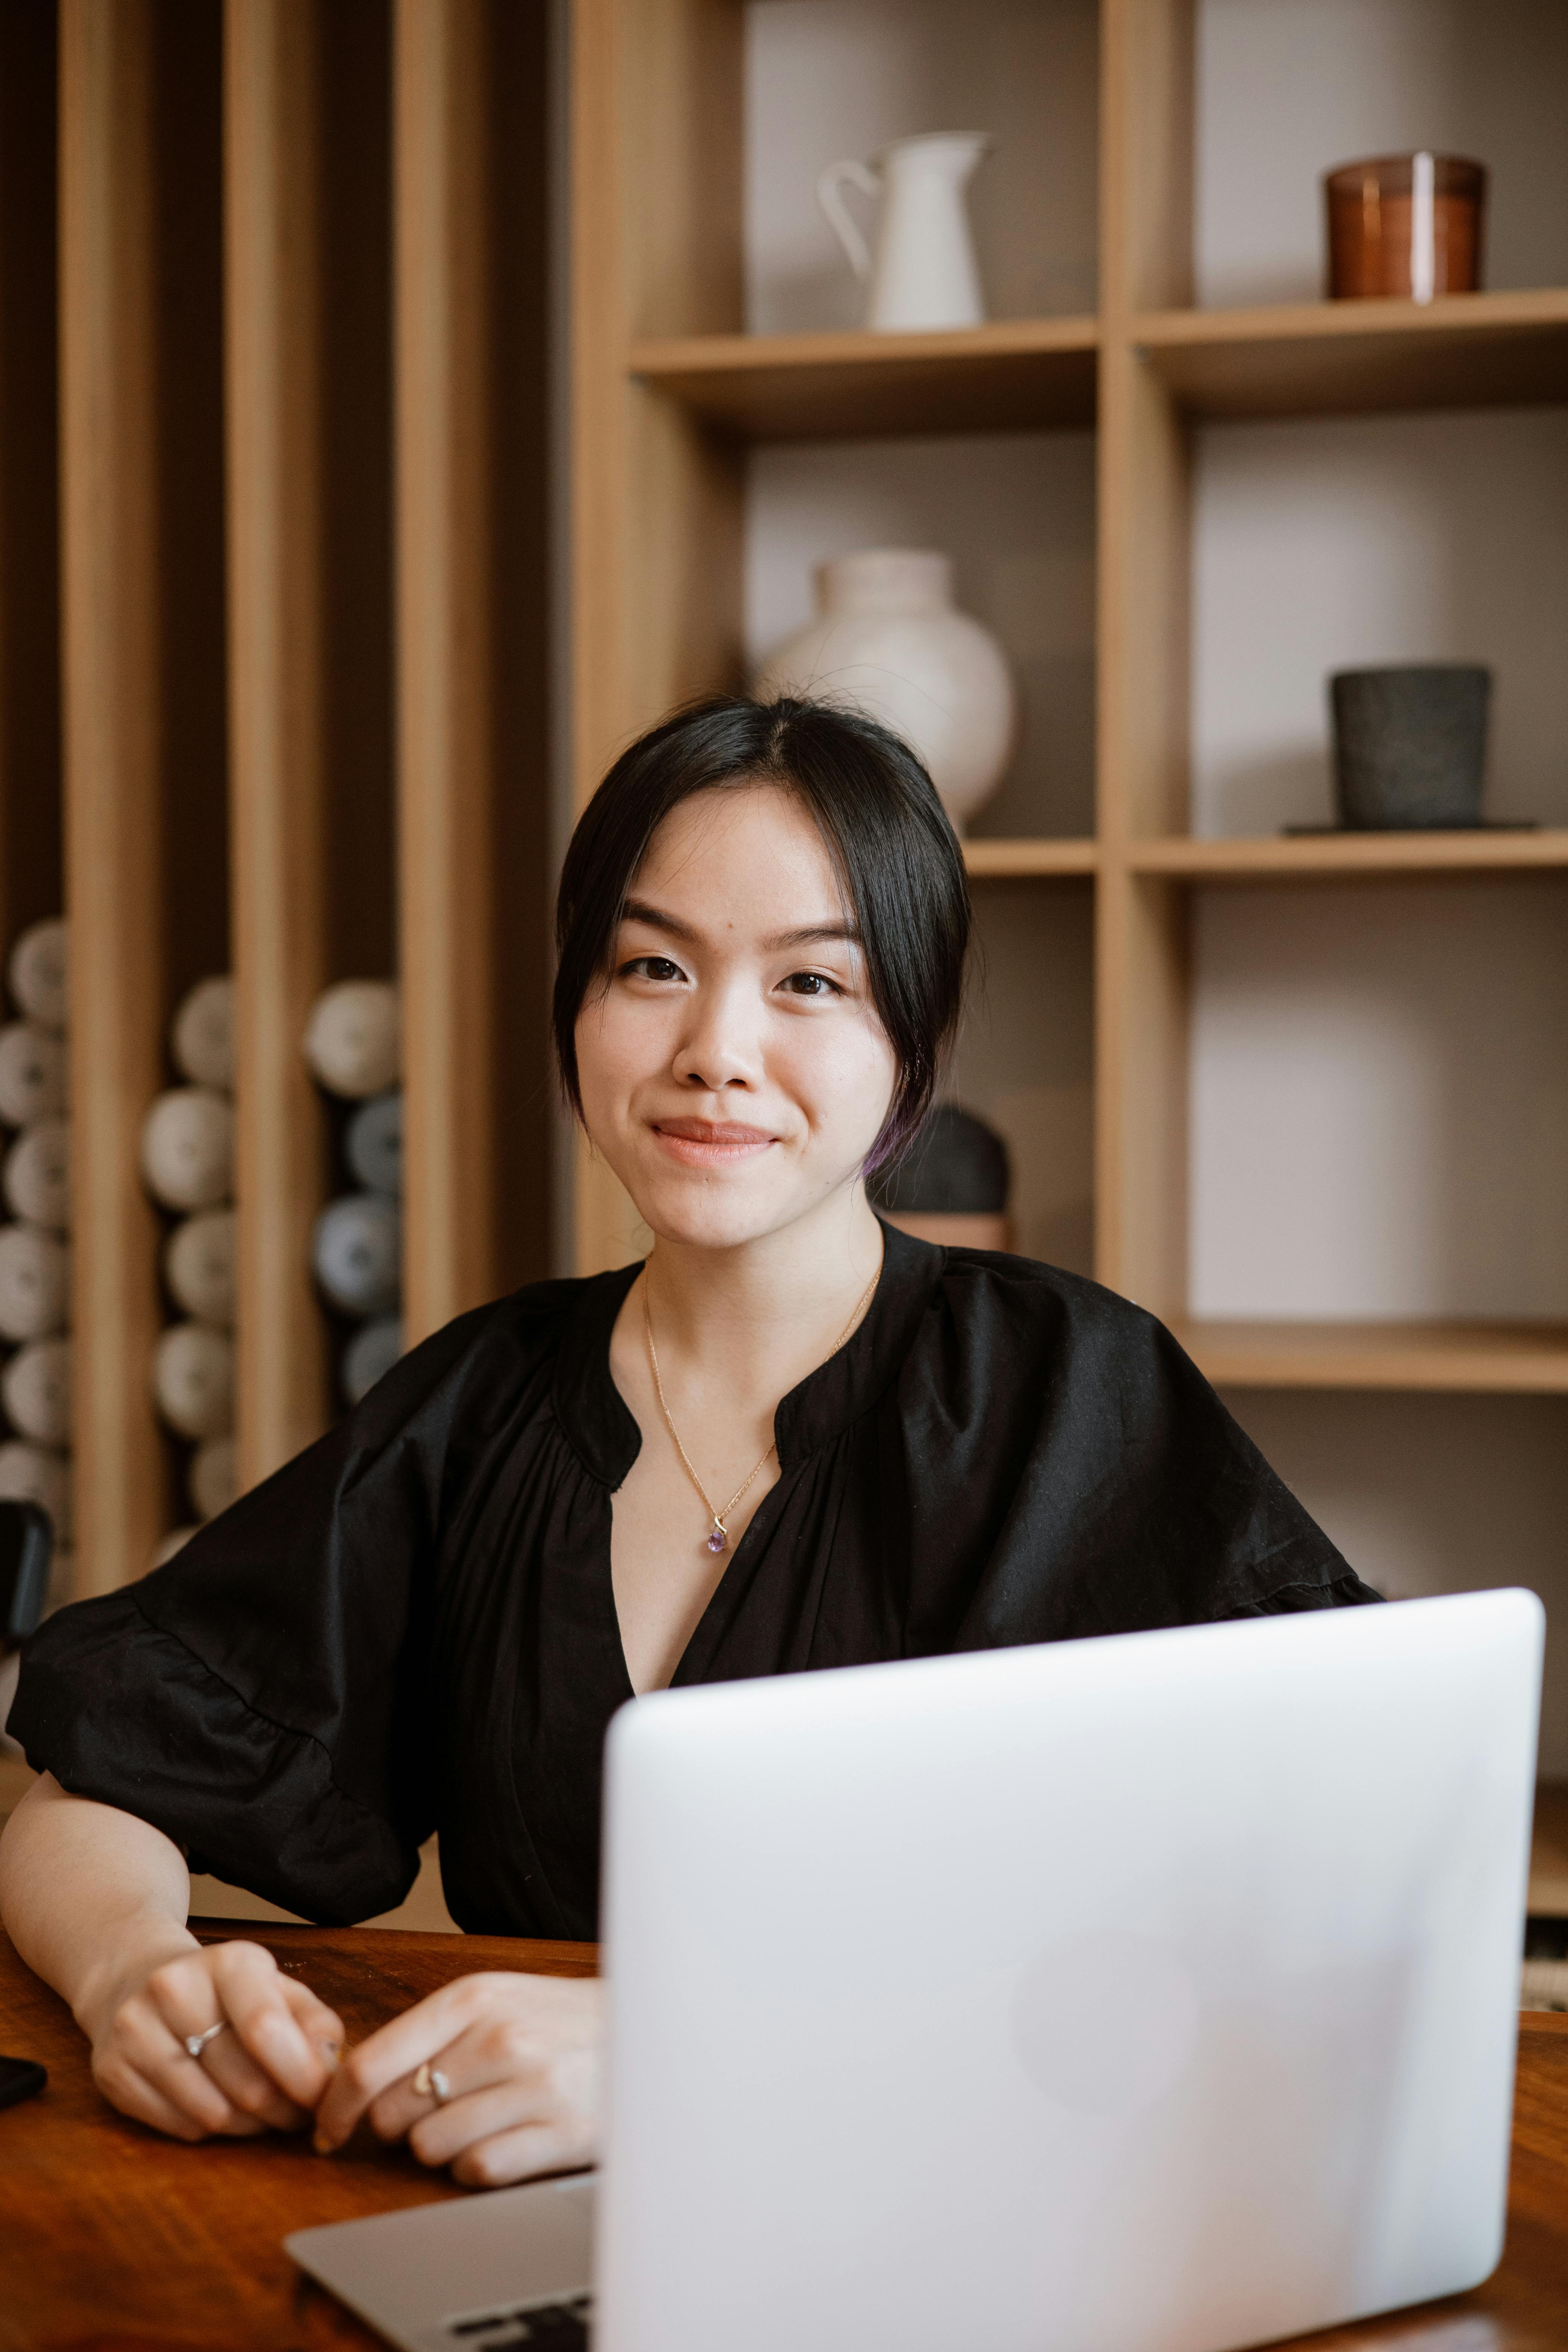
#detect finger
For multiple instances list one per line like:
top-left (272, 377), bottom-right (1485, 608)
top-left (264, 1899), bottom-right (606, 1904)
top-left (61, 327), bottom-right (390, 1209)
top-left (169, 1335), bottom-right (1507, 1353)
top-left (112, 2000), bottom-right (265, 2139)
top-left (280, 1975), bottom-right (346, 2065)
top-left (315, 1980), bottom-right (485, 2150)
top-left (200, 2026), bottom-right (310, 2132)
top-left (94, 2051), bottom-right (212, 2142)
top-left (451, 2122), bottom-right (591, 2191)
top-left (364, 2015), bottom-right (529, 2146)
top-left (407, 2078), bottom-right (559, 2169)
top-left (209, 1943), bottom-right (338, 2109)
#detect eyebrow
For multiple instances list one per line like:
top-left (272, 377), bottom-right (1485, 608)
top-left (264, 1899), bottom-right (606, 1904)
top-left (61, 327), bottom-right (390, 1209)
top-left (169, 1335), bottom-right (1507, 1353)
top-left (619, 897), bottom-right (701, 945)
top-left (619, 899), bottom-right (862, 954)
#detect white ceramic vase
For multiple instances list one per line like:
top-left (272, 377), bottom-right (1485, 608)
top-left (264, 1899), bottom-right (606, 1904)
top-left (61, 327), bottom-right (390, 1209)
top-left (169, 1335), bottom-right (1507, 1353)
top-left (753, 550), bottom-right (1016, 831)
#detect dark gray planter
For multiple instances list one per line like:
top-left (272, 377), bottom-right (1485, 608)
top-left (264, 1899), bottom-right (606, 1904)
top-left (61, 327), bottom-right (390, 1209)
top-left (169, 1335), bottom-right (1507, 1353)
top-left (871, 1103), bottom-right (1010, 1215)
top-left (1330, 664), bottom-right (1491, 829)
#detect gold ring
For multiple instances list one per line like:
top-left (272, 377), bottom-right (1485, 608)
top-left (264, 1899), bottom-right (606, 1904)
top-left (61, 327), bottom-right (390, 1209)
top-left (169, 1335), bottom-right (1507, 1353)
top-left (412, 2061), bottom-right (451, 2104)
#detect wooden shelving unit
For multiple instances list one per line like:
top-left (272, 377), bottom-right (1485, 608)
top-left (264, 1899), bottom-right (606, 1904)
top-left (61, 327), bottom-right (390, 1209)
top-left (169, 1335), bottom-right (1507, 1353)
top-left (0, 0), bottom-right (554, 1595)
top-left (569, 0), bottom-right (1568, 1403)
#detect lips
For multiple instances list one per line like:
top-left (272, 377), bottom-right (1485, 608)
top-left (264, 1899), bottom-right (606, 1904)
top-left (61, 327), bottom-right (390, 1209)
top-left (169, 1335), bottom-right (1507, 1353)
top-left (651, 1117), bottom-right (777, 1165)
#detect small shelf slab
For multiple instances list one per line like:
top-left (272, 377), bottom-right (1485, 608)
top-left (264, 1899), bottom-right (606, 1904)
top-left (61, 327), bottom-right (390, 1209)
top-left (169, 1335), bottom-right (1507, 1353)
top-left (1176, 1318), bottom-right (1568, 1393)
top-left (963, 837), bottom-right (1097, 878)
top-left (1128, 830), bottom-right (1568, 881)
top-left (628, 318), bottom-right (1098, 442)
top-left (1136, 288), bottom-right (1568, 422)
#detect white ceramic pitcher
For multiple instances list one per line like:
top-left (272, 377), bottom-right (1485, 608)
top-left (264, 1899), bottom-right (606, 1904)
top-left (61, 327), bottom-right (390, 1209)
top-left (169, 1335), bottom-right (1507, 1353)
top-left (817, 132), bottom-right (992, 333)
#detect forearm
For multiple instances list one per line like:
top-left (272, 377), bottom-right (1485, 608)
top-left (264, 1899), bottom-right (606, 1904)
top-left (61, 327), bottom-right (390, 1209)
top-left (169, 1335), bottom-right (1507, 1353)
top-left (0, 1772), bottom-right (197, 2035)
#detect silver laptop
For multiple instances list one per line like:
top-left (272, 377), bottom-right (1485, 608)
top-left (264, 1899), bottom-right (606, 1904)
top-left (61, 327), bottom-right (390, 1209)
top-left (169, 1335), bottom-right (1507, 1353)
top-left (289, 1588), bottom-right (1542, 2352)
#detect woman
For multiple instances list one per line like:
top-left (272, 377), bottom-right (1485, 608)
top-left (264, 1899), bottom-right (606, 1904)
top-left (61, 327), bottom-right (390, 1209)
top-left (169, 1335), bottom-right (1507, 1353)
top-left (0, 697), bottom-right (1374, 2185)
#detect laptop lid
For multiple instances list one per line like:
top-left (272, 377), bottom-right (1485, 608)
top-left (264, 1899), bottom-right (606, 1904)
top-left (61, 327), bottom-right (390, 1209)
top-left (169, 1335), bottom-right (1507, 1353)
top-left (596, 1589), bottom-right (1542, 2352)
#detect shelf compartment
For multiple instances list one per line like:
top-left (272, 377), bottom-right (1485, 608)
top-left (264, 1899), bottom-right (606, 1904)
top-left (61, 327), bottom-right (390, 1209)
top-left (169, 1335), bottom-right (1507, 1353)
top-left (629, 319), bottom-right (1099, 442)
top-left (1136, 290), bottom-right (1568, 423)
top-left (1128, 830), bottom-right (1568, 882)
top-left (1178, 1319), bottom-right (1568, 1394)
top-left (964, 839), bottom-right (1097, 879)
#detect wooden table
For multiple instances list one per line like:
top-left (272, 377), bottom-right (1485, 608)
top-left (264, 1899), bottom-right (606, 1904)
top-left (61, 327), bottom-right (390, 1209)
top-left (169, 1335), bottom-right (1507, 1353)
top-left (0, 1920), bottom-right (596, 2352)
top-left (2, 1922), bottom-right (1566, 2352)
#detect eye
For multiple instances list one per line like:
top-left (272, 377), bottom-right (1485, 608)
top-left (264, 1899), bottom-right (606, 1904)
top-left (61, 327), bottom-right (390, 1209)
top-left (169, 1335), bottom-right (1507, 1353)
top-left (780, 970), bottom-right (843, 999)
top-left (619, 954), bottom-right (687, 983)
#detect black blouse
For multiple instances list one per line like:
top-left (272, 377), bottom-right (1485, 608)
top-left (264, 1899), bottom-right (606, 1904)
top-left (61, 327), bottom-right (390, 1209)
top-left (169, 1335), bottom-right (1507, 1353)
top-left (9, 1226), bottom-right (1375, 1939)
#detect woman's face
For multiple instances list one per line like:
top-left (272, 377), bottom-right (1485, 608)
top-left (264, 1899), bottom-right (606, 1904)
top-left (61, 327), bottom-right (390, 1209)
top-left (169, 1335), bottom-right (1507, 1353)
top-left (575, 784), bottom-right (899, 1251)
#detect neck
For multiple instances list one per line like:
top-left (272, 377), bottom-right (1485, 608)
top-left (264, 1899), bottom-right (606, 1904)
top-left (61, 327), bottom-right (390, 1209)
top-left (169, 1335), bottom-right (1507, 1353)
top-left (642, 1188), bottom-right (884, 1393)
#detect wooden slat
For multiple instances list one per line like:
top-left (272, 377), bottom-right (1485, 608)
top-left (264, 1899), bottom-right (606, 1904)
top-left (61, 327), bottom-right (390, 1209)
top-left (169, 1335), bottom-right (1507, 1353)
top-left (227, 0), bottom-right (400, 1467)
top-left (629, 319), bottom-right (1099, 441)
top-left (1128, 829), bottom-right (1568, 880)
top-left (1094, 2), bottom-right (1194, 1319)
top-left (395, 0), bottom-right (552, 1336)
top-left (0, 0), bottom-right (64, 956)
top-left (571, 0), bottom-right (747, 1277)
top-left (395, 0), bottom-right (494, 1341)
top-left (1184, 1318), bottom-right (1568, 1393)
top-left (61, 0), bottom-right (164, 1594)
top-left (60, 0), bottom-right (230, 1589)
top-left (1137, 288), bottom-right (1568, 421)
top-left (224, 0), bottom-right (332, 1483)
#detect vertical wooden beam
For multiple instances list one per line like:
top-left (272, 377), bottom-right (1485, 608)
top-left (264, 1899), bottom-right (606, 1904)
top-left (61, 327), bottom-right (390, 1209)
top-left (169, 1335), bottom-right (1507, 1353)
top-left (61, 0), bottom-right (227, 1585)
top-left (395, 0), bottom-right (494, 1343)
top-left (568, 0), bottom-right (746, 1276)
top-left (1094, 0), bottom-right (1194, 1317)
top-left (224, 0), bottom-right (333, 1484)
top-left (395, 0), bottom-right (552, 1340)
top-left (59, 0), bottom-right (167, 1592)
top-left (0, 0), bottom-right (64, 955)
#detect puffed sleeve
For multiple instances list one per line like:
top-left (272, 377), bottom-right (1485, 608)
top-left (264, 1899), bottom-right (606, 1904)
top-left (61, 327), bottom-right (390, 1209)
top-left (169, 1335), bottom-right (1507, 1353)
top-left (6, 1302), bottom-right (505, 1925)
top-left (907, 1254), bottom-right (1381, 1655)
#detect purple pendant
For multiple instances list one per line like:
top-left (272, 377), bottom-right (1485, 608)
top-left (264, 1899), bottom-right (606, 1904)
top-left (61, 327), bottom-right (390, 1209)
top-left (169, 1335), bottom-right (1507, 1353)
top-left (706, 1524), bottom-right (727, 1555)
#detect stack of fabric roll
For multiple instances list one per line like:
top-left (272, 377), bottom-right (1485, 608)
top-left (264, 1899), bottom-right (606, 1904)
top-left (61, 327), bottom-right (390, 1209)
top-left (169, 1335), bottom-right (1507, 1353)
top-left (303, 980), bottom-right (403, 1407)
top-left (141, 978), bottom-right (236, 1562)
top-left (0, 919), bottom-right (72, 1603)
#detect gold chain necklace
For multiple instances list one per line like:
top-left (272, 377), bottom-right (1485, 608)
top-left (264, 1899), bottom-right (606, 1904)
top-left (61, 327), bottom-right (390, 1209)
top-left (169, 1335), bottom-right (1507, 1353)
top-left (643, 1261), bottom-right (881, 1557)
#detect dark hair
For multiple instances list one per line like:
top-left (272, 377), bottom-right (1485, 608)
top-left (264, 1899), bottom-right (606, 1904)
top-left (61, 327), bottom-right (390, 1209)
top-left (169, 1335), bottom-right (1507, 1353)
top-left (553, 695), bottom-right (970, 1172)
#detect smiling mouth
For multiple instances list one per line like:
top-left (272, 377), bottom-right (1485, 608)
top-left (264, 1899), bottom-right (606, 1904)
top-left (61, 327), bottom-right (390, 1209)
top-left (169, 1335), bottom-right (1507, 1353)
top-left (651, 1118), bottom-right (777, 1164)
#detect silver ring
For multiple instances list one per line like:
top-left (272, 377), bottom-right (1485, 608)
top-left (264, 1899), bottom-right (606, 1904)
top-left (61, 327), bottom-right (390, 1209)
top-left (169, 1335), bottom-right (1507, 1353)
top-left (413, 2061), bottom-right (451, 2105)
top-left (184, 2020), bottom-right (228, 2060)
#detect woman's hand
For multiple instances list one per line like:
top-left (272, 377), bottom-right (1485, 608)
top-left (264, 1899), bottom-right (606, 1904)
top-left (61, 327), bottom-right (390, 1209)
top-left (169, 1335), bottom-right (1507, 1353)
top-left (312, 1972), bottom-right (603, 2187)
top-left (83, 1937), bottom-right (346, 2143)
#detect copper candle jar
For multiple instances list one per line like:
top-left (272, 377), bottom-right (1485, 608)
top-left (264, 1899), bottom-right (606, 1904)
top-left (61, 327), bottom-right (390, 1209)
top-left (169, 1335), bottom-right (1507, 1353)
top-left (1325, 153), bottom-right (1486, 302)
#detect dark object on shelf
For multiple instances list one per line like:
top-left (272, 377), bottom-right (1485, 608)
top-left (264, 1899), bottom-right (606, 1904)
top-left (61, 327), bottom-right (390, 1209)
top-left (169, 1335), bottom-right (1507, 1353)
top-left (0, 1499), bottom-right (51, 1646)
top-left (871, 1103), bottom-right (1010, 1216)
top-left (1330, 665), bottom-right (1491, 829)
top-left (1325, 153), bottom-right (1486, 302)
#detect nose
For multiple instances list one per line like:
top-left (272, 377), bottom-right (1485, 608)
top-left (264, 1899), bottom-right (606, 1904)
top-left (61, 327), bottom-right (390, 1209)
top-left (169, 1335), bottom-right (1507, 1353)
top-left (670, 977), bottom-right (761, 1095)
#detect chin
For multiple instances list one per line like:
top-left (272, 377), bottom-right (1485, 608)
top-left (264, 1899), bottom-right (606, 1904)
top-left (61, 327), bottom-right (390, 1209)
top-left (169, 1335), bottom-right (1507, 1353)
top-left (623, 1160), bottom-right (826, 1253)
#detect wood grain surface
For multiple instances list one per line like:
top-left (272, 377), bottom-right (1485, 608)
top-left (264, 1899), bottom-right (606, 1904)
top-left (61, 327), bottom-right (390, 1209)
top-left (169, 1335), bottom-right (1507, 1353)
top-left (1, 1921), bottom-right (1565, 2352)
top-left (0, 1920), bottom-right (595, 2352)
